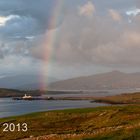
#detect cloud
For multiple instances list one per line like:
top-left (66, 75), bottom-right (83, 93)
top-left (78, 1), bottom-right (95, 18)
top-left (90, 30), bottom-right (140, 66)
top-left (1, 0), bottom-right (140, 78)
top-left (0, 15), bottom-right (40, 39)
top-left (0, 54), bottom-right (41, 74)
top-left (126, 8), bottom-right (140, 16)
top-left (0, 0), bottom-right (64, 41)
top-left (36, 6), bottom-right (140, 69)
top-left (0, 15), bottom-right (19, 26)
top-left (109, 9), bottom-right (122, 22)
top-left (0, 1), bottom-right (139, 66)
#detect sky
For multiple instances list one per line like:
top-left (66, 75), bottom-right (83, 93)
top-left (0, 0), bottom-right (140, 80)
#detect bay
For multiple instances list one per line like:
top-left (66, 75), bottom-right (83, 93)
top-left (0, 98), bottom-right (109, 118)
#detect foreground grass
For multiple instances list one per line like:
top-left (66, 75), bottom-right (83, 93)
top-left (0, 105), bottom-right (140, 140)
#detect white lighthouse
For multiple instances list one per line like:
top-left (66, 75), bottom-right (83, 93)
top-left (22, 94), bottom-right (32, 99)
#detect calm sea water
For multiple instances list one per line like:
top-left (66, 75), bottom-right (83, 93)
top-left (0, 98), bottom-right (109, 118)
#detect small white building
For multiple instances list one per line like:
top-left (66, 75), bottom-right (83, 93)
top-left (22, 94), bottom-right (32, 99)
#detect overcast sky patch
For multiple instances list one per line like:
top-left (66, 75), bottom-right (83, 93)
top-left (0, 0), bottom-right (140, 79)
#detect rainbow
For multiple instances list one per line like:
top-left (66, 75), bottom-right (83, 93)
top-left (40, 0), bottom-right (65, 91)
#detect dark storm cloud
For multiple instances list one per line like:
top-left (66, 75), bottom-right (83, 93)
top-left (0, 0), bottom-right (62, 39)
top-left (0, 15), bottom-right (40, 39)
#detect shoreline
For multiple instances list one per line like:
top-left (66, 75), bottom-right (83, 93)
top-left (1, 91), bottom-right (140, 119)
top-left (11, 92), bottom-right (140, 105)
top-left (11, 96), bottom-right (132, 105)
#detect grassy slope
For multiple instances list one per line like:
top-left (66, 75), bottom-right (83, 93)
top-left (93, 92), bottom-right (140, 104)
top-left (0, 105), bottom-right (140, 140)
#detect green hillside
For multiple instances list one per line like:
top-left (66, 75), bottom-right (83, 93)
top-left (0, 105), bottom-right (140, 140)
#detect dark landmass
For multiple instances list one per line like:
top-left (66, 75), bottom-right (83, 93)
top-left (0, 88), bottom-right (41, 98)
top-left (0, 89), bottom-right (86, 98)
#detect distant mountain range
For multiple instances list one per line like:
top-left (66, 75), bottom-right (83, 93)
top-left (1, 71), bottom-right (140, 90)
top-left (48, 71), bottom-right (140, 90)
top-left (0, 74), bottom-right (58, 90)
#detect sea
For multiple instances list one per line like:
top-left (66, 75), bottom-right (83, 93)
top-left (0, 88), bottom-right (139, 118)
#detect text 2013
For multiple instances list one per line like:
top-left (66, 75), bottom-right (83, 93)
top-left (2, 123), bottom-right (28, 132)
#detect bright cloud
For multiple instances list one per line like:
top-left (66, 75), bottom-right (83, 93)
top-left (0, 15), bottom-right (19, 26)
top-left (79, 1), bottom-right (95, 18)
top-left (126, 8), bottom-right (140, 16)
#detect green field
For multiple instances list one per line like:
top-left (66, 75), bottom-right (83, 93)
top-left (0, 105), bottom-right (140, 140)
